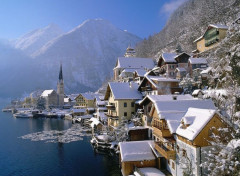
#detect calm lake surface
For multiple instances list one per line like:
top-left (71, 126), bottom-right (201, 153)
top-left (0, 100), bottom-right (121, 176)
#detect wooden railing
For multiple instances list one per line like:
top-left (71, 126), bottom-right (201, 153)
top-left (152, 127), bottom-right (172, 137)
top-left (155, 142), bottom-right (176, 160)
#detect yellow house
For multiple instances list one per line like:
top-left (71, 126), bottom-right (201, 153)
top-left (104, 82), bottom-right (142, 127)
top-left (75, 92), bottom-right (95, 108)
top-left (193, 24), bottom-right (228, 53)
top-left (175, 108), bottom-right (231, 176)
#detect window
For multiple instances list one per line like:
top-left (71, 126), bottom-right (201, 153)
top-left (131, 112), bottom-right (134, 115)
top-left (131, 102), bottom-right (134, 107)
top-left (124, 112), bottom-right (127, 116)
top-left (182, 149), bottom-right (186, 157)
top-left (172, 162), bottom-right (175, 170)
top-left (124, 102), bottom-right (127, 107)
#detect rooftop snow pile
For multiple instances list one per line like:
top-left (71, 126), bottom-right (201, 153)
top-left (119, 140), bottom-right (155, 162)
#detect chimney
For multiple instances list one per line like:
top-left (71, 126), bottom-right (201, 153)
top-left (172, 92), bottom-right (179, 100)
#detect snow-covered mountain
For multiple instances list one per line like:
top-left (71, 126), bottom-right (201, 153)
top-left (0, 19), bottom-right (142, 97)
top-left (14, 23), bottom-right (64, 55)
top-left (33, 19), bottom-right (142, 93)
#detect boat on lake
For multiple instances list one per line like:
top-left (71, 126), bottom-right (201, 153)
top-left (13, 112), bottom-right (33, 118)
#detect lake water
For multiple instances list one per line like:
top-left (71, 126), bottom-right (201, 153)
top-left (0, 100), bottom-right (121, 176)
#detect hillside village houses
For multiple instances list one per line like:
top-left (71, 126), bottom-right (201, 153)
top-left (100, 35), bottom-right (232, 175)
top-left (192, 24), bottom-right (228, 54)
top-left (13, 23), bottom-right (234, 176)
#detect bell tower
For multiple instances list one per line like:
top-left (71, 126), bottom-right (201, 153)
top-left (57, 63), bottom-right (64, 108)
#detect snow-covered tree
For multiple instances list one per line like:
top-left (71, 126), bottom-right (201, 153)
top-left (200, 17), bottom-right (240, 175)
top-left (115, 116), bottom-right (129, 142)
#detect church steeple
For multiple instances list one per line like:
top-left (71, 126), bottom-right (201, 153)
top-left (59, 63), bottom-right (63, 81)
top-left (57, 63), bottom-right (64, 108)
top-left (124, 45), bottom-right (136, 57)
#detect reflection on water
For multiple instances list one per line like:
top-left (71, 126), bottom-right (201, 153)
top-left (0, 100), bottom-right (121, 176)
top-left (20, 124), bottom-right (92, 143)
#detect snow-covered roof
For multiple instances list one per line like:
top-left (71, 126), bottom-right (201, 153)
top-left (209, 24), bottom-right (228, 29)
top-left (193, 35), bottom-right (204, 43)
top-left (149, 76), bottom-right (180, 82)
top-left (200, 67), bottom-right (212, 74)
top-left (67, 94), bottom-right (79, 101)
top-left (154, 99), bottom-right (216, 116)
top-left (41, 90), bottom-right (55, 97)
top-left (135, 69), bottom-right (147, 77)
top-left (161, 53), bottom-right (177, 63)
top-left (64, 98), bottom-right (70, 103)
top-left (90, 117), bottom-right (102, 128)
top-left (167, 120), bottom-right (181, 134)
top-left (108, 82), bottom-right (142, 100)
top-left (80, 92), bottom-right (95, 100)
top-left (30, 90), bottom-right (43, 98)
top-left (115, 57), bottom-right (155, 69)
top-left (189, 57), bottom-right (207, 64)
top-left (176, 67), bottom-right (187, 72)
top-left (134, 167), bottom-right (166, 176)
top-left (139, 75), bottom-right (180, 90)
top-left (192, 89), bottom-right (203, 96)
top-left (119, 140), bottom-right (155, 162)
top-left (140, 94), bottom-right (194, 105)
top-left (71, 108), bottom-right (86, 113)
top-left (176, 108), bottom-right (216, 141)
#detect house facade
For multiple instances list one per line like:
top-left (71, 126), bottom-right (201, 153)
top-left (193, 24), bottom-right (228, 53)
top-left (113, 48), bottom-right (155, 81)
top-left (104, 82), bottom-right (142, 127)
top-left (75, 92), bottom-right (95, 108)
top-left (138, 75), bottom-right (182, 96)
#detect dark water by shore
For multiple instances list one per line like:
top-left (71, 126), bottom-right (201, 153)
top-left (0, 100), bottom-right (121, 176)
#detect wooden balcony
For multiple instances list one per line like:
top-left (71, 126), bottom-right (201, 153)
top-left (106, 104), bottom-right (115, 110)
top-left (155, 142), bottom-right (176, 160)
top-left (152, 127), bottom-right (172, 137)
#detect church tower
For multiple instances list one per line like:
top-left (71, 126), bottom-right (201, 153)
top-left (57, 63), bottom-right (64, 108)
top-left (124, 46), bottom-right (136, 57)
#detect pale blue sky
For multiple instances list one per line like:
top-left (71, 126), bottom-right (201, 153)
top-left (0, 0), bottom-right (186, 39)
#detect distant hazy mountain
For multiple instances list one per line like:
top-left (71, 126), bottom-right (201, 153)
top-left (33, 19), bottom-right (142, 93)
top-left (14, 23), bottom-right (64, 55)
top-left (0, 19), bottom-right (142, 98)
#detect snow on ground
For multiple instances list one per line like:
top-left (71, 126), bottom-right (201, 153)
top-left (19, 124), bottom-right (91, 143)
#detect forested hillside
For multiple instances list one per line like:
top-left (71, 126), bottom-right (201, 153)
top-left (136, 0), bottom-right (240, 58)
